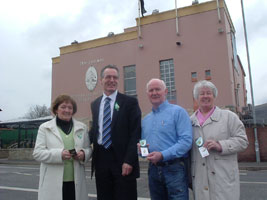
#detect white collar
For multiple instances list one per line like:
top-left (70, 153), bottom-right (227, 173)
top-left (102, 90), bottom-right (118, 102)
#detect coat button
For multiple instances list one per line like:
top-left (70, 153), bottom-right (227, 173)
top-left (202, 163), bottom-right (205, 166)
top-left (212, 171), bottom-right (215, 175)
top-left (204, 187), bottom-right (209, 190)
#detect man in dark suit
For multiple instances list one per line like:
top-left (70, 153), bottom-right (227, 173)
top-left (89, 65), bottom-right (141, 200)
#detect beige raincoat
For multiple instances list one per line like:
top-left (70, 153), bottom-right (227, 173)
top-left (190, 107), bottom-right (248, 200)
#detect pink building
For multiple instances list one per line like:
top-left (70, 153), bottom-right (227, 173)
top-left (52, 0), bottom-right (247, 123)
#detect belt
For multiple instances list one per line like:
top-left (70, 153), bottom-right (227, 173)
top-left (155, 158), bottom-right (184, 167)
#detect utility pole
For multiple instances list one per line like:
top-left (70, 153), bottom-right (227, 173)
top-left (240, 0), bottom-right (260, 162)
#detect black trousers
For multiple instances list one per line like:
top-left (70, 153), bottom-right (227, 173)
top-left (95, 146), bottom-right (137, 200)
top-left (63, 181), bottom-right (75, 200)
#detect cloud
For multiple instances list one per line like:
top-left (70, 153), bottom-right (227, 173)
top-left (0, 0), bottom-right (139, 121)
top-left (231, 1), bottom-right (267, 105)
top-left (0, 0), bottom-right (266, 121)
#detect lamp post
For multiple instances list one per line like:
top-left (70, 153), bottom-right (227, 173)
top-left (240, 0), bottom-right (260, 162)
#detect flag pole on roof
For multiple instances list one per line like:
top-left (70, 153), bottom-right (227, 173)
top-left (216, 0), bottom-right (221, 22)
top-left (138, 0), bottom-right (141, 37)
top-left (175, 0), bottom-right (179, 35)
top-left (137, 0), bottom-right (146, 37)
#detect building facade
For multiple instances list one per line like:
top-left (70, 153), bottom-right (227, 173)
top-left (52, 0), bottom-right (247, 123)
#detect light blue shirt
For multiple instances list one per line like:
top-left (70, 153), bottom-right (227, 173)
top-left (142, 100), bottom-right (192, 161)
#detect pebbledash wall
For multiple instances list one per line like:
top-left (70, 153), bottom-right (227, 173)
top-left (51, 0), bottom-right (247, 125)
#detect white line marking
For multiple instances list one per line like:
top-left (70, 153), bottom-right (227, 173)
top-left (0, 166), bottom-right (39, 170)
top-left (241, 181), bottom-right (267, 184)
top-left (13, 172), bottom-right (32, 176)
top-left (87, 193), bottom-right (150, 199)
top-left (0, 186), bottom-right (38, 192)
top-left (88, 193), bottom-right (97, 197)
top-left (0, 186), bottom-right (151, 199)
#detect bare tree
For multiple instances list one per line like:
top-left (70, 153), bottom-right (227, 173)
top-left (24, 104), bottom-right (51, 119)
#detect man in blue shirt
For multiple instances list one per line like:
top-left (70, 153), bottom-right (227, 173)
top-left (141, 78), bottom-right (192, 200)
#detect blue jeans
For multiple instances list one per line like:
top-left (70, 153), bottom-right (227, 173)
top-left (148, 160), bottom-right (189, 200)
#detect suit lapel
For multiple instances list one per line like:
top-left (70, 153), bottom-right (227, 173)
top-left (111, 93), bottom-right (123, 130)
top-left (95, 96), bottom-right (102, 123)
top-left (94, 96), bottom-right (102, 140)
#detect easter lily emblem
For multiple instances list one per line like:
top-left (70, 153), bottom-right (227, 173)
top-left (115, 102), bottom-right (120, 111)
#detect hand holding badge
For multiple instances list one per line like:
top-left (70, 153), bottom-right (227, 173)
top-left (69, 149), bottom-right (77, 157)
top-left (139, 139), bottom-right (149, 157)
top-left (196, 137), bottom-right (209, 158)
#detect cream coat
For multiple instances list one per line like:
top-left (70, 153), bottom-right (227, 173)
top-left (190, 107), bottom-right (248, 200)
top-left (33, 118), bottom-right (92, 200)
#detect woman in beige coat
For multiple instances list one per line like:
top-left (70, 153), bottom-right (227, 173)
top-left (33, 95), bottom-right (92, 200)
top-left (190, 80), bottom-right (248, 200)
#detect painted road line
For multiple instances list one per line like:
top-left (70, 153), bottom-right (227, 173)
top-left (0, 186), bottom-right (38, 192)
top-left (0, 186), bottom-right (151, 199)
top-left (240, 181), bottom-right (267, 184)
top-left (13, 172), bottom-right (32, 176)
top-left (0, 166), bottom-right (39, 170)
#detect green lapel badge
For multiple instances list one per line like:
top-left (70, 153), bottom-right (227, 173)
top-left (115, 102), bottom-right (120, 111)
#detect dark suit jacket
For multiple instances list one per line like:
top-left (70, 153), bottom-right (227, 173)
top-left (89, 92), bottom-right (141, 179)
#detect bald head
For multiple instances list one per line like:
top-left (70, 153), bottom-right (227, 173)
top-left (146, 79), bottom-right (166, 92)
top-left (146, 79), bottom-right (168, 109)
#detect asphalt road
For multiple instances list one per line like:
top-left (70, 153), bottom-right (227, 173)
top-left (0, 164), bottom-right (267, 200)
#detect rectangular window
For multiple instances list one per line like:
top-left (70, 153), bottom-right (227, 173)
top-left (191, 72), bottom-right (197, 82)
top-left (160, 59), bottom-right (176, 103)
top-left (124, 65), bottom-right (136, 97)
top-left (205, 70), bottom-right (211, 80)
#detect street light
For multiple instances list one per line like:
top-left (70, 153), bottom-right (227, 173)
top-left (240, 0), bottom-right (260, 162)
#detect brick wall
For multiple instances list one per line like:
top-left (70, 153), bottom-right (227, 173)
top-left (238, 127), bottom-right (267, 162)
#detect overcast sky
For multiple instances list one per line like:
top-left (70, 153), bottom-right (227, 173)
top-left (0, 0), bottom-right (266, 121)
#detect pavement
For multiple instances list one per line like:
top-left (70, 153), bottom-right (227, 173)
top-left (0, 158), bottom-right (267, 171)
top-left (238, 161), bottom-right (267, 171)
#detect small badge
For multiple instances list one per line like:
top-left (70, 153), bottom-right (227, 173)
top-left (139, 139), bottom-right (149, 157)
top-left (199, 146), bottom-right (209, 157)
top-left (77, 133), bottom-right (83, 139)
top-left (140, 139), bottom-right (146, 147)
top-left (196, 137), bottom-right (203, 147)
top-left (195, 137), bottom-right (209, 158)
top-left (69, 149), bottom-right (77, 156)
top-left (114, 103), bottom-right (120, 111)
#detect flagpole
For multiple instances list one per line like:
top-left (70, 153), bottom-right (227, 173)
top-left (240, 0), bottom-right (260, 162)
top-left (138, 0), bottom-right (142, 38)
top-left (216, 0), bottom-right (221, 23)
top-left (175, 0), bottom-right (179, 35)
